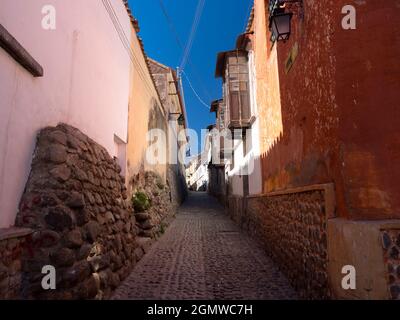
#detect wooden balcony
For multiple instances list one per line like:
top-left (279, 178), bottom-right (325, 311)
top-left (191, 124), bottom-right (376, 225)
top-left (215, 49), bottom-right (255, 129)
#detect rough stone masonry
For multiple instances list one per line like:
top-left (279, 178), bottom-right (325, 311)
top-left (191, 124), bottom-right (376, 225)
top-left (0, 229), bottom-right (31, 299)
top-left (14, 124), bottom-right (139, 299)
top-left (382, 229), bottom-right (400, 299)
top-left (228, 189), bottom-right (330, 300)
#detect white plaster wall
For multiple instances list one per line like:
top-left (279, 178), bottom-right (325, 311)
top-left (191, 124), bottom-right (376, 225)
top-left (189, 163), bottom-right (208, 190)
top-left (248, 118), bottom-right (262, 195)
top-left (0, 0), bottom-right (132, 227)
top-left (226, 50), bottom-right (262, 196)
top-left (247, 50), bottom-right (262, 195)
top-left (228, 140), bottom-right (244, 196)
top-left (192, 147), bottom-right (210, 189)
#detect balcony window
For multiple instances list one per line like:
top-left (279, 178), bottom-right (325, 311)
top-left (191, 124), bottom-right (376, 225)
top-left (215, 50), bottom-right (255, 129)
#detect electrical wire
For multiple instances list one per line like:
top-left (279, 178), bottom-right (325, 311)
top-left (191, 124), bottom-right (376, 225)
top-left (179, 0), bottom-right (206, 71)
top-left (158, 0), bottom-right (212, 103)
top-left (185, 59), bottom-right (213, 101)
top-left (158, 0), bottom-right (185, 49)
top-left (102, 0), bottom-right (157, 95)
top-left (181, 70), bottom-right (210, 110)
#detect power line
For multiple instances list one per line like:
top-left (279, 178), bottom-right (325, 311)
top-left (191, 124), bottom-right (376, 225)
top-left (102, 0), bottom-right (155, 95)
top-left (157, 0), bottom-right (212, 103)
top-left (158, 0), bottom-right (185, 49)
top-left (185, 59), bottom-right (213, 101)
top-left (179, 0), bottom-right (206, 71)
top-left (181, 70), bottom-right (210, 110)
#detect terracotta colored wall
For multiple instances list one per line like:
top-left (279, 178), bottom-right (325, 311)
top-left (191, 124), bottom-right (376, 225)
top-left (253, 0), bottom-right (400, 220)
top-left (333, 0), bottom-right (400, 220)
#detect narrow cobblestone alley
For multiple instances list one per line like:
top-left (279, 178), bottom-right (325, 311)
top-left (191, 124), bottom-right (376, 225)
top-left (112, 192), bottom-right (298, 300)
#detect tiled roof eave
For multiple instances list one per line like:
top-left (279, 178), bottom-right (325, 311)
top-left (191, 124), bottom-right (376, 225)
top-left (121, 1), bottom-right (166, 116)
top-left (245, 5), bottom-right (255, 33)
top-left (122, 0), bottom-right (140, 32)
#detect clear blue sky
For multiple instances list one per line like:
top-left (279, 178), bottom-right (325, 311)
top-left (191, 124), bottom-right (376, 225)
top-left (127, 0), bottom-right (252, 142)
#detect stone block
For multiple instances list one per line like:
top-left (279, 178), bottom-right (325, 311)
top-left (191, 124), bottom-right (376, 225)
top-left (328, 218), bottom-right (400, 300)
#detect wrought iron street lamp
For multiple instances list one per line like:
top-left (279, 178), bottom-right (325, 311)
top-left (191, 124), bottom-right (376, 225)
top-left (269, 0), bottom-right (302, 43)
top-left (270, 12), bottom-right (293, 42)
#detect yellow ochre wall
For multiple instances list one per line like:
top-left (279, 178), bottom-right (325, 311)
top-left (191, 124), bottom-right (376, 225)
top-left (126, 27), bottom-right (168, 188)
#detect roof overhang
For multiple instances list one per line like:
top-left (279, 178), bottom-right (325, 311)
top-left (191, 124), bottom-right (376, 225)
top-left (215, 49), bottom-right (247, 78)
top-left (236, 32), bottom-right (254, 50)
top-left (210, 99), bottom-right (223, 113)
top-left (206, 124), bottom-right (216, 131)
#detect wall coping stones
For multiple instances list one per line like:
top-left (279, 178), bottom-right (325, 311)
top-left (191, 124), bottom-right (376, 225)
top-left (0, 227), bottom-right (33, 241)
top-left (328, 219), bottom-right (400, 229)
top-left (246, 183), bottom-right (336, 219)
top-left (379, 223), bottom-right (400, 231)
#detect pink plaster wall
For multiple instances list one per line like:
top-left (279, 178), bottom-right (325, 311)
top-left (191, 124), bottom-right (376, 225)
top-left (0, 0), bottom-right (132, 227)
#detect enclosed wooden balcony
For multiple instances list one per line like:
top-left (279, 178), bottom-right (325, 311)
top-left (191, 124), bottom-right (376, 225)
top-left (215, 50), bottom-right (255, 129)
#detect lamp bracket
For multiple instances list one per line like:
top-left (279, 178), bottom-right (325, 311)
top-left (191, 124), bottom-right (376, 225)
top-left (269, 0), bottom-right (303, 16)
top-left (269, 0), bottom-right (304, 22)
top-left (281, 0), bottom-right (303, 11)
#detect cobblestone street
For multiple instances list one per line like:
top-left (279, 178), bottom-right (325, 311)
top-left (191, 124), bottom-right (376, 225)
top-left (112, 192), bottom-right (298, 300)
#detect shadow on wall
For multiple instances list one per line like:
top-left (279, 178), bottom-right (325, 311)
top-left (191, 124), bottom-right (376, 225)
top-left (189, 181), bottom-right (207, 192)
top-left (167, 164), bottom-right (188, 206)
top-left (258, 1), bottom-right (339, 197)
top-left (258, 0), bottom-right (400, 220)
top-left (145, 98), bottom-right (168, 181)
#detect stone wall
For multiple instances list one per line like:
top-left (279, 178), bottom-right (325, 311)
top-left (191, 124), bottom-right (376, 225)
top-left (227, 196), bottom-right (245, 226)
top-left (208, 165), bottom-right (226, 206)
top-left (382, 229), bottom-right (400, 300)
top-left (129, 170), bottom-right (177, 240)
top-left (227, 185), bottom-right (333, 299)
top-left (167, 165), bottom-right (187, 209)
top-left (327, 219), bottom-right (400, 300)
top-left (0, 228), bottom-right (32, 299)
top-left (14, 124), bottom-right (138, 299)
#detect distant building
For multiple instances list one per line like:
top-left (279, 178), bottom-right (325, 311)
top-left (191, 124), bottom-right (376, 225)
top-left (186, 152), bottom-right (210, 192)
top-left (210, 47), bottom-right (263, 199)
top-left (148, 58), bottom-right (188, 205)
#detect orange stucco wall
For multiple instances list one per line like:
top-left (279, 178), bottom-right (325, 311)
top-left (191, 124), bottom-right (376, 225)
top-left (126, 29), bottom-right (168, 188)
